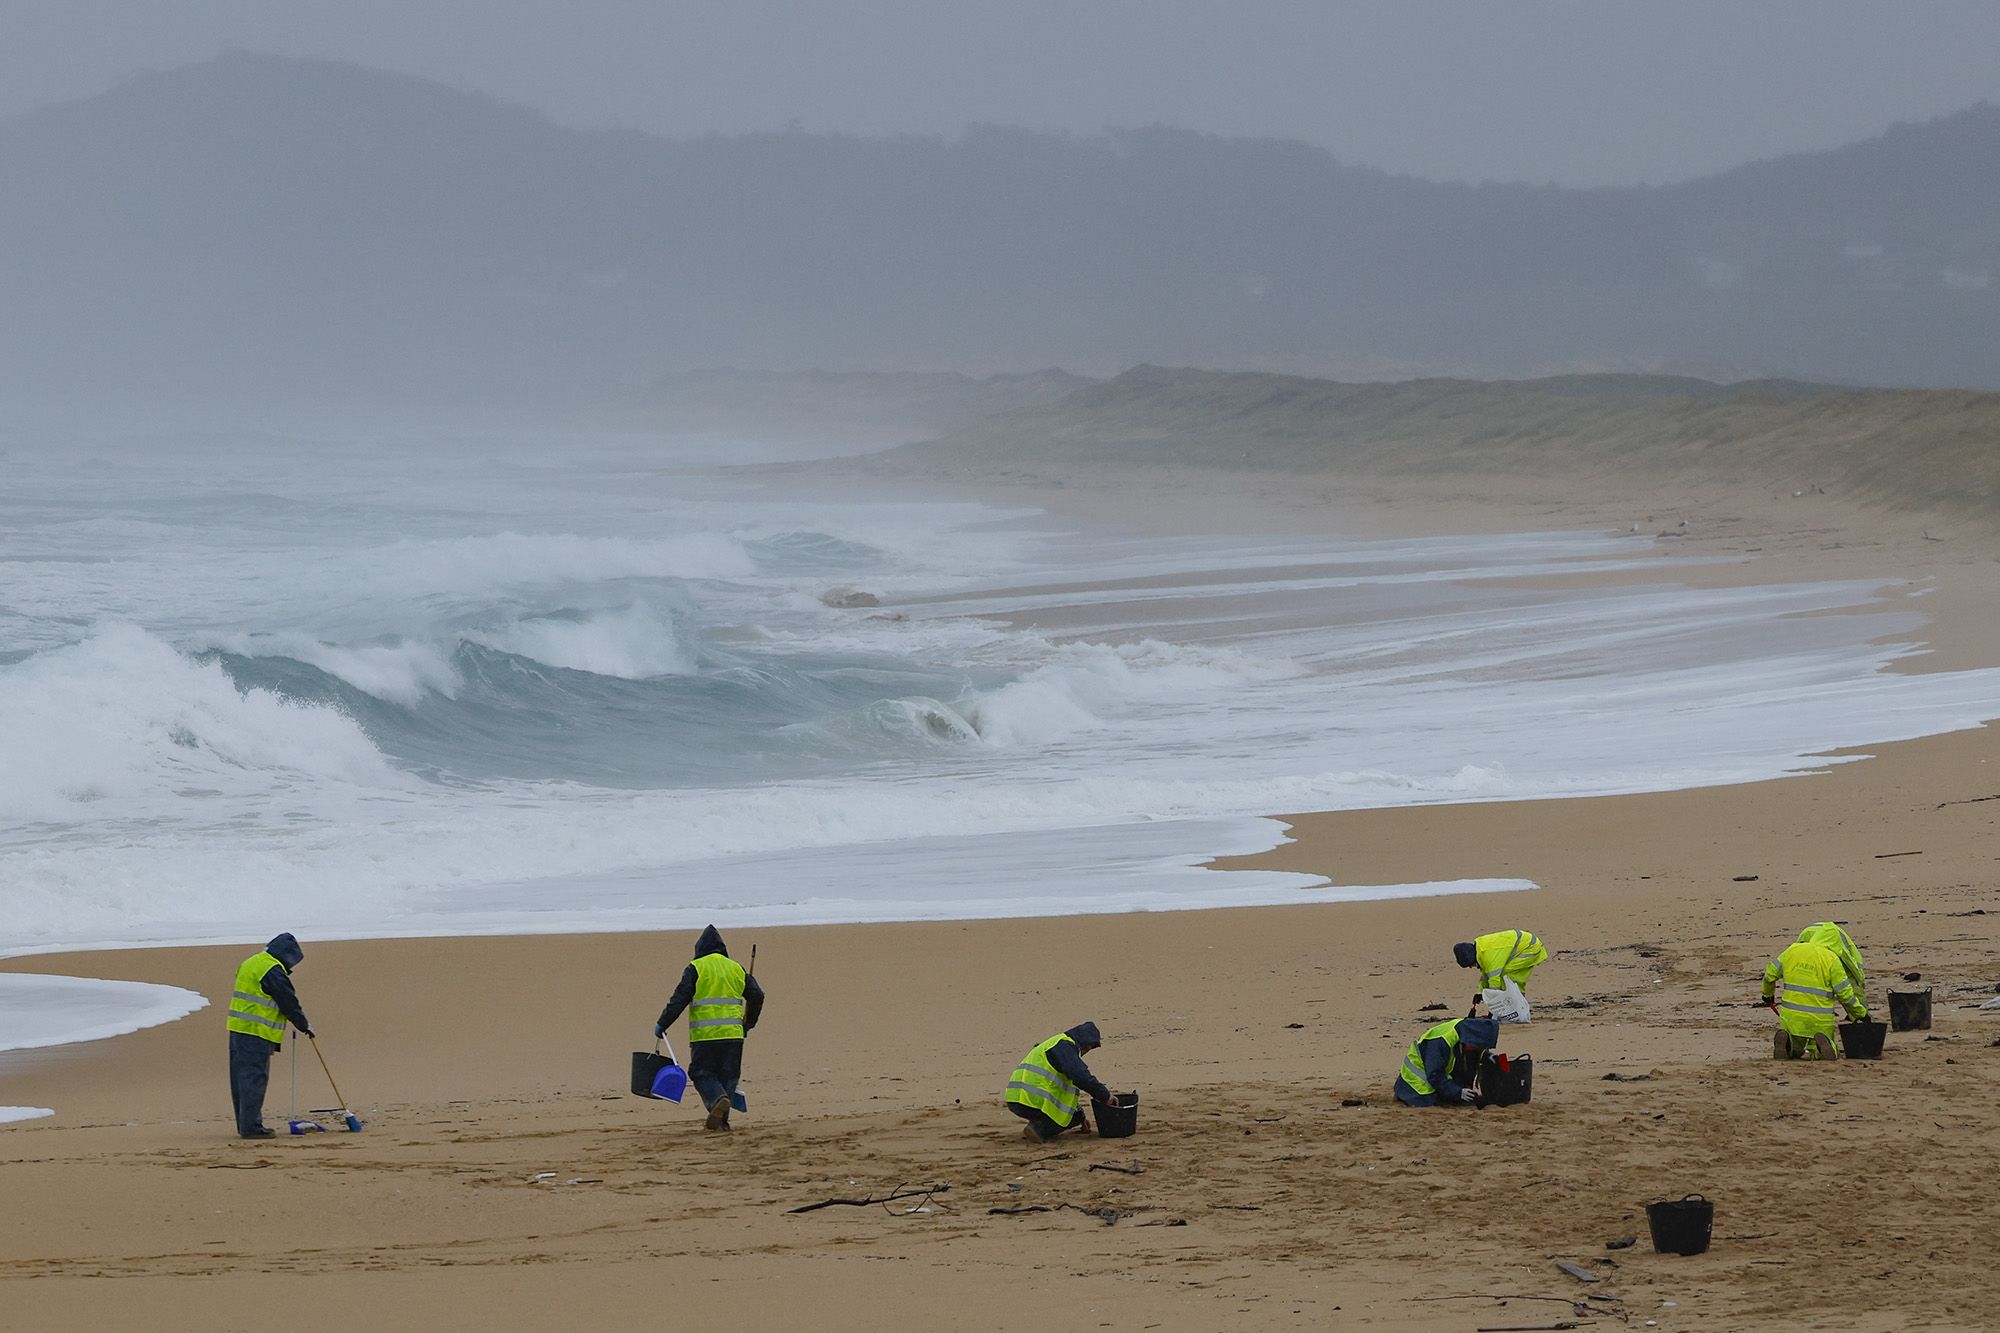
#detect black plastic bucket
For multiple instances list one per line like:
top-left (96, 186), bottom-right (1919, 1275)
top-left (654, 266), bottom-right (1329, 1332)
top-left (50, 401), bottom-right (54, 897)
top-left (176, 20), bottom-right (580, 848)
top-left (1839, 1020), bottom-right (1887, 1059)
top-left (1887, 989), bottom-right (1932, 1032)
top-left (1095, 1092), bottom-right (1139, 1138)
top-left (1646, 1194), bottom-right (1714, 1256)
top-left (630, 1050), bottom-right (672, 1098)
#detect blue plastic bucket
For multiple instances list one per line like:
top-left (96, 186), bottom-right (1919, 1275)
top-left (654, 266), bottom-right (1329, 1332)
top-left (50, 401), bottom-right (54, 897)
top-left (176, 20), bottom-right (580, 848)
top-left (652, 1062), bottom-right (688, 1102)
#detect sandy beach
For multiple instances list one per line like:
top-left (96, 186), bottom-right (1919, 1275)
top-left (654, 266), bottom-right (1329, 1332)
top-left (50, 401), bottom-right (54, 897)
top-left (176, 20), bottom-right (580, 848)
top-left (5, 468), bottom-right (1998, 1331)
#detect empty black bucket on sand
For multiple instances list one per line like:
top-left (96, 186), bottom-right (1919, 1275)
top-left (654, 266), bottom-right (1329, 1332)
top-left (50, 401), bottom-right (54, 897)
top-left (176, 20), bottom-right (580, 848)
top-left (1839, 1020), bottom-right (1887, 1059)
top-left (1095, 1092), bottom-right (1139, 1138)
top-left (1888, 988), bottom-right (1932, 1032)
top-left (1647, 1194), bottom-right (1714, 1256)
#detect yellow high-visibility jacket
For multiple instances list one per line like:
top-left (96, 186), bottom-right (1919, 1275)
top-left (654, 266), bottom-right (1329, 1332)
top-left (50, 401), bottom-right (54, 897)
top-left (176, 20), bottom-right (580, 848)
top-left (688, 953), bottom-right (748, 1042)
top-left (1474, 929), bottom-right (1548, 991)
top-left (1005, 1033), bottom-right (1082, 1127)
top-left (1762, 941), bottom-right (1868, 1039)
top-left (1795, 922), bottom-right (1865, 1002)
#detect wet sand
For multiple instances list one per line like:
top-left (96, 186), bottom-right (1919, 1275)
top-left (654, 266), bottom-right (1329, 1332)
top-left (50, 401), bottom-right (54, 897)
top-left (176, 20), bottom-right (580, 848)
top-left (4, 467), bottom-right (1998, 1331)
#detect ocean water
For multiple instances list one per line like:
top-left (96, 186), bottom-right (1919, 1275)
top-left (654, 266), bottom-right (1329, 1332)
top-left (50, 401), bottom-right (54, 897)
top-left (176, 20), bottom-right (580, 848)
top-left (4, 425), bottom-right (1998, 997)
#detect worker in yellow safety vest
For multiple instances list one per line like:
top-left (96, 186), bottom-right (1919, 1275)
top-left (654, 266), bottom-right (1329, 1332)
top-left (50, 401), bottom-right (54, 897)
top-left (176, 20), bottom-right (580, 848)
top-left (1005, 1022), bottom-right (1113, 1142)
top-left (226, 933), bottom-right (312, 1138)
top-left (1454, 929), bottom-right (1549, 999)
top-left (654, 924), bottom-right (764, 1131)
top-left (1794, 921), bottom-right (1867, 1006)
top-left (1394, 1016), bottom-right (1500, 1106)
top-left (1761, 939), bottom-right (1869, 1060)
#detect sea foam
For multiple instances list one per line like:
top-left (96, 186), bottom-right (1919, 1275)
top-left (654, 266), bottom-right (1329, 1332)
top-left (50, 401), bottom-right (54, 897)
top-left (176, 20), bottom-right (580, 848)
top-left (3, 430), bottom-right (1997, 959)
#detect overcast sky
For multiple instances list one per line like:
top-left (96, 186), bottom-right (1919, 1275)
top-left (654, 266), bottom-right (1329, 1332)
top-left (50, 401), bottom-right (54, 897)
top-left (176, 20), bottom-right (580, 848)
top-left (7, 1), bottom-right (1999, 185)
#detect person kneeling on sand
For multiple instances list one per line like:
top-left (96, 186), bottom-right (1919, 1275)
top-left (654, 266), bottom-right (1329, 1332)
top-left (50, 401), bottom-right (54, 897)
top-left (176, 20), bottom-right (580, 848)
top-left (1454, 928), bottom-right (1549, 1000)
top-left (1006, 1021), bottom-right (1114, 1142)
top-left (654, 924), bottom-right (764, 1131)
top-left (1762, 937), bottom-right (1868, 1060)
top-left (1394, 1015), bottom-right (1499, 1106)
top-left (1794, 921), bottom-right (1867, 1007)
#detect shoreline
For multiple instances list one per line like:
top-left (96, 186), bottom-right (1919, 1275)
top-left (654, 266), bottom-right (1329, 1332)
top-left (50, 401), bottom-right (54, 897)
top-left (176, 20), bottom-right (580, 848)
top-left (6, 462), bottom-right (1999, 1327)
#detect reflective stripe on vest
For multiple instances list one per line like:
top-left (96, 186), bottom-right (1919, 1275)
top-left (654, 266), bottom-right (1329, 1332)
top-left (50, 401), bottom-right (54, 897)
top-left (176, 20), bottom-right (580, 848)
top-left (1397, 1018), bottom-right (1462, 1099)
top-left (1797, 922), bottom-right (1865, 998)
top-left (1004, 1033), bottom-right (1081, 1126)
top-left (1769, 945), bottom-right (1866, 1031)
top-left (226, 951), bottom-right (287, 1043)
top-left (688, 953), bottom-right (747, 1042)
top-left (1480, 930), bottom-right (1542, 990)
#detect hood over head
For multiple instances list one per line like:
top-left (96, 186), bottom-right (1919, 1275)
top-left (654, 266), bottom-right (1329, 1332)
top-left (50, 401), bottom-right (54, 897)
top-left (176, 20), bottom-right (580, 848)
top-left (693, 924), bottom-right (728, 958)
top-left (1064, 1021), bottom-right (1102, 1050)
top-left (1453, 941), bottom-right (1478, 968)
top-left (266, 933), bottom-right (304, 970)
top-left (1457, 1016), bottom-right (1500, 1051)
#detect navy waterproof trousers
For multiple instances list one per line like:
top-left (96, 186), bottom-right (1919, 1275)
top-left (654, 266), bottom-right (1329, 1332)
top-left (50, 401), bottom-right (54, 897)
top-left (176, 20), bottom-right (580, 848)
top-left (229, 1031), bottom-right (276, 1136)
top-left (687, 1039), bottom-right (743, 1109)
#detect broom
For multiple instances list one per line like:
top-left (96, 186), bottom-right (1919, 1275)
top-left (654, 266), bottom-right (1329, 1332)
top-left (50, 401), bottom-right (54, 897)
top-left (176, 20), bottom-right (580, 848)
top-left (308, 1034), bottom-right (365, 1132)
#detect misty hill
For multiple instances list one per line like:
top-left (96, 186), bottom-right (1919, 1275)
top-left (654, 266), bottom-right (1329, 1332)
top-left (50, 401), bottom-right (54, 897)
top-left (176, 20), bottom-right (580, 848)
top-left (878, 366), bottom-right (2000, 516)
top-left (641, 367), bottom-right (1093, 444)
top-left (3, 52), bottom-right (1999, 407)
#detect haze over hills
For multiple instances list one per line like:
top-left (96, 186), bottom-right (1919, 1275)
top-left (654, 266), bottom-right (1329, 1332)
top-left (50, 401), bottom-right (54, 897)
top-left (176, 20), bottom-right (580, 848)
top-left (860, 365), bottom-right (2000, 520)
top-left (3, 51), bottom-right (1999, 409)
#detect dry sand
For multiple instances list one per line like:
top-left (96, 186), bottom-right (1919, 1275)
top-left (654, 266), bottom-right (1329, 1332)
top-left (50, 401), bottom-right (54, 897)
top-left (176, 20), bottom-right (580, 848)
top-left (4, 464), bottom-right (1998, 1332)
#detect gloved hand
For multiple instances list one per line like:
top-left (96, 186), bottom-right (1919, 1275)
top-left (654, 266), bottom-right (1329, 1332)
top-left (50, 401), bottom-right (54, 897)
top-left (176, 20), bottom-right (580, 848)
top-left (1457, 1087), bottom-right (1477, 1104)
top-left (300, 1026), bottom-right (315, 1039)
top-left (1762, 998), bottom-right (1778, 1013)
top-left (654, 1026), bottom-right (666, 1041)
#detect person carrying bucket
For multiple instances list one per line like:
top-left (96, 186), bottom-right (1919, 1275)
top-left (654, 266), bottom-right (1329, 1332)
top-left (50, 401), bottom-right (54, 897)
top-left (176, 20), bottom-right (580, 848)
top-left (654, 925), bottom-right (764, 1131)
top-left (1761, 937), bottom-right (1869, 1060)
top-left (1454, 929), bottom-right (1549, 998)
top-left (1006, 1021), bottom-right (1113, 1142)
top-left (1794, 921), bottom-right (1867, 1006)
top-left (225, 932), bottom-right (313, 1139)
top-left (1394, 1015), bottom-right (1499, 1106)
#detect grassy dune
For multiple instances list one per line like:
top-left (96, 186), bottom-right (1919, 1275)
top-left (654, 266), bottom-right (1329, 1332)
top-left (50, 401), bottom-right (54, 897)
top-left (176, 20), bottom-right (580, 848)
top-left (883, 366), bottom-right (2000, 516)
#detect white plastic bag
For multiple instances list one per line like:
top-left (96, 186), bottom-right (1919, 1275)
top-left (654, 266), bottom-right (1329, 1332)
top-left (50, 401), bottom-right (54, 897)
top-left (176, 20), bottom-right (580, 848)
top-left (1482, 978), bottom-right (1532, 1025)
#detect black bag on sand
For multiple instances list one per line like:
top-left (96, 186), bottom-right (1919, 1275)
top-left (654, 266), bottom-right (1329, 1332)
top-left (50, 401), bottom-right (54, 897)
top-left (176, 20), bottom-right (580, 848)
top-left (1475, 1051), bottom-right (1532, 1107)
top-left (631, 1050), bottom-right (673, 1098)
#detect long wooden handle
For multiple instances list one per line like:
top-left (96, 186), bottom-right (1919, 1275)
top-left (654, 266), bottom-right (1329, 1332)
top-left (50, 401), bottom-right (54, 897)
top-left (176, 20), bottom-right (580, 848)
top-left (308, 1035), bottom-right (350, 1109)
